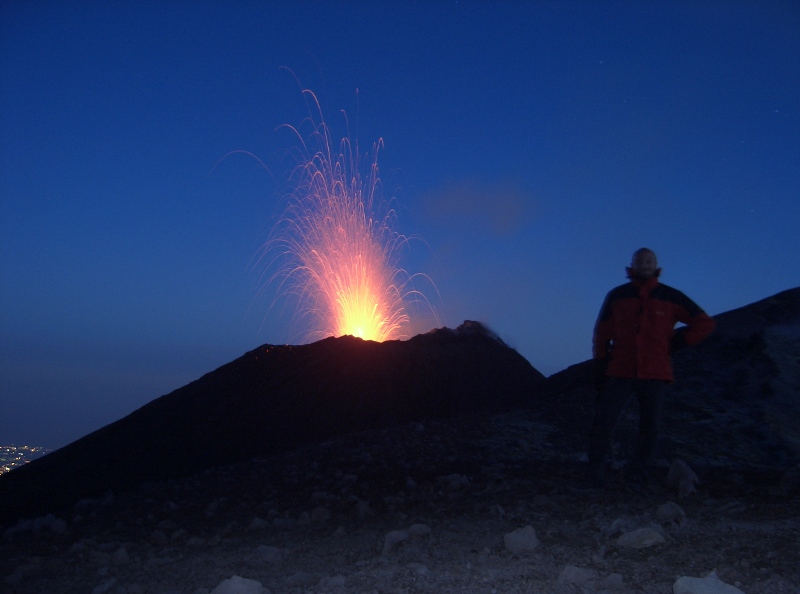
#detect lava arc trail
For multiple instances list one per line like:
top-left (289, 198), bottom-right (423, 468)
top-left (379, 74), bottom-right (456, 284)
top-left (258, 90), bottom-right (435, 343)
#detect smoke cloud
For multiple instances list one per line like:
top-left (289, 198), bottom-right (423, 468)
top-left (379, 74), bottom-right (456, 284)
top-left (422, 177), bottom-right (537, 236)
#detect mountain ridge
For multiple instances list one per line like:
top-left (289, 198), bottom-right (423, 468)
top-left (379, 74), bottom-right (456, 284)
top-left (2, 288), bottom-right (799, 527)
top-left (0, 321), bottom-right (546, 524)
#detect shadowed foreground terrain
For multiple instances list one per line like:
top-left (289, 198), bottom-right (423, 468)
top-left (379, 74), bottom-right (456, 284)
top-left (2, 291), bottom-right (799, 594)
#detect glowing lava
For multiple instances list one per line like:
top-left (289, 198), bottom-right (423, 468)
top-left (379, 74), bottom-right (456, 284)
top-left (259, 91), bottom-right (433, 343)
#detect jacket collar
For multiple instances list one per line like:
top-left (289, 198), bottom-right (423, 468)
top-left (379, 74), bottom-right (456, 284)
top-left (625, 268), bottom-right (661, 291)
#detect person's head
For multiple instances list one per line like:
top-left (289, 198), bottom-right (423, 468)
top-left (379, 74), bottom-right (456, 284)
top-left (629, 248), bottom-right (660, 280)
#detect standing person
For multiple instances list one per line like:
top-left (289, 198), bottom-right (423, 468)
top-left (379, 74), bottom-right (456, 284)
top-left (586, 248), bottom-right (715, 488)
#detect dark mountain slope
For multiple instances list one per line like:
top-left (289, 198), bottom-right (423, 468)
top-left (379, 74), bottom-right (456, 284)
top-left (0, 322), bottom-right (546, 524)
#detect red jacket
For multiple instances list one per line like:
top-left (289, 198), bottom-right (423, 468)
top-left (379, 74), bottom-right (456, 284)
top-left (593, 274), bottom-right (715, 381)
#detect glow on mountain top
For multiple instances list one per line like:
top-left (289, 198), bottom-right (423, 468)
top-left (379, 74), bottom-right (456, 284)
top-left (257, 90), bottom-right (436, 343)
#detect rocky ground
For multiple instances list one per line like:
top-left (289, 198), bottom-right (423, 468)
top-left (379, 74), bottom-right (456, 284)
top-left (3, 409), bottom-right (798, 594)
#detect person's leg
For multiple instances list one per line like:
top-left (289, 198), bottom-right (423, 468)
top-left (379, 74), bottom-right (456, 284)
top-left (587, 377), bottom-right (633, 481)
top-left (629, 379), bottom-right (665, 479)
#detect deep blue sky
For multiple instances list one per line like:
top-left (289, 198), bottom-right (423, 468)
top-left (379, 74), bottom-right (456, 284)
top-left (2, 1), bottom-right (798, 449)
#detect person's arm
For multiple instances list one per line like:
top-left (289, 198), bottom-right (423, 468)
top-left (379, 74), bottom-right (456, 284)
top-left (592, 292), bottom-right (615, 360)
top-left (592, 292), bottom-right (615, 390)
top-left (671, 293), bottom-right (715, 351)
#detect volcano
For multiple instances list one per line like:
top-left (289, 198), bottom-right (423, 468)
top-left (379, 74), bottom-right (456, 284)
top-left (2, 293), bottom-right (800, 594)
top-left (3, 290), bottom-right (800, 528)
top-left (0, 321), bottom-right (546, 524)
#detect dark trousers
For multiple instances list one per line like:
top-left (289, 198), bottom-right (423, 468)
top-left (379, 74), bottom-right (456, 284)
top-left (587, 377), bottom-right (665, 476)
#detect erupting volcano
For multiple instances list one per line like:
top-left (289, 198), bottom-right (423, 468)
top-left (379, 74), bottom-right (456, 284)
top-left (259, 91), bottom-right (434, 342)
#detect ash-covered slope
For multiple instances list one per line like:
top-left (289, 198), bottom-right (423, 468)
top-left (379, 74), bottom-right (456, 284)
top-left (545, 287), bottom-right (800, 469)
top-left (0, 321), bottom-right (546, 524)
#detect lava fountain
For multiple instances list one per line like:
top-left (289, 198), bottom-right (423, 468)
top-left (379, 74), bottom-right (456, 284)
top-left (258, 91), bottom-right (435, 343)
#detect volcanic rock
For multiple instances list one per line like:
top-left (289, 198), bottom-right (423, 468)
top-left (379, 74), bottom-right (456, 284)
top-left (668, 459), bottom-right (700, 497)
top-left (656, 501), bottom-right (686, 522)
top-left (558, 564), bottom-right (599, 587)
top-left (673, 571), bottom-right (746, 594)
top-left (616, 526), bottom-right (667, 548)
top-left (210, 575), bottom-right (268, 594)
top-left (503, 525), bottom-right (540, 553)
top-left (0, 321), bottom-right (545, 523)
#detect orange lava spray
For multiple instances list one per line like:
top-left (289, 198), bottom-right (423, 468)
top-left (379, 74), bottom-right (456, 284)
top-left (258, 91), bottom-right (434, 342)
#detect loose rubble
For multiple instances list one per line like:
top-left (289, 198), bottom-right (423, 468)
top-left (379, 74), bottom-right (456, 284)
top-left (2, 411), bottom-right (798, 593)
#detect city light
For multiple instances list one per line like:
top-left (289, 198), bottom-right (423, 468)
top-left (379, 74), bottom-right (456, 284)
top-left (0, 445), bottom-right (52, 474)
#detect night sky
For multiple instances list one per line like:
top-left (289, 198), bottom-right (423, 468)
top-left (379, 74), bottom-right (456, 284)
top-left (2, 1), bottom-right (798, 449)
